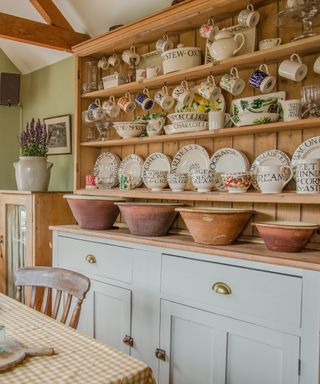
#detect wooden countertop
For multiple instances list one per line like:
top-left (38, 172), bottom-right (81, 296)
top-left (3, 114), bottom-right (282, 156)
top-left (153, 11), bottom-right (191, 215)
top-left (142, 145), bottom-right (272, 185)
top-left (50, 225), bottom-right (320, 271)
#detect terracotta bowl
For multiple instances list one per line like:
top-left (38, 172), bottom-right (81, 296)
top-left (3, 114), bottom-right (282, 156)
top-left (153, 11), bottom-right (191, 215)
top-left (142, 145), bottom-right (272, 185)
top-left (255, 221), bottom-right (319, 253)
top-left (116, 203), bottom-right (182, 237)
top-left (176, 207), bottom-right (254, 245)
top-left (64, 195), bottom-right (125, 230)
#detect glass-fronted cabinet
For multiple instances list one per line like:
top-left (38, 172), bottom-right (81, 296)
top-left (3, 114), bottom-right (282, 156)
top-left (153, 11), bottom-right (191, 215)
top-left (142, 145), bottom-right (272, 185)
top-left (0, 192), bottom-right (75, 297)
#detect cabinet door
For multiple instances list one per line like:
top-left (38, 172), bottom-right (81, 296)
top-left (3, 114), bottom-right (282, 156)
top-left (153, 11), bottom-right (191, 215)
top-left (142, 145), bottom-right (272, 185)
top-left (78, 279), bottom-right (132, 354)
top-left (159, 300), bottom-right (300, 384)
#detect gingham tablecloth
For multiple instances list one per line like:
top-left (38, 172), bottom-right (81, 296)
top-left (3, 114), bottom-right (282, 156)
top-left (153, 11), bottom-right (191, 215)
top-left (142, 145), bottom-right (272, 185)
top-left (0, 294), bottom-right (155, 384)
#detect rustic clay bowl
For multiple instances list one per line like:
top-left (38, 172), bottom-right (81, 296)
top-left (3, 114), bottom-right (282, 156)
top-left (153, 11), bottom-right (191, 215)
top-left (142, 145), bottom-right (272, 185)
top-left (255, 221), bottom-right (319, 253)
top-left (116, 202), bottom-right (183, 237)
top-left (176, 207), bottom-right (254, 245)
top-left (64, 195), bottom-right (125, 230)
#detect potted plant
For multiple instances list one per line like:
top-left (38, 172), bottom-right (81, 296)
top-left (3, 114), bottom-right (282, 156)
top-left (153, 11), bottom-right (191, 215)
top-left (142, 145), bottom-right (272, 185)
top-left (14, 118), bottom-right (53, 191)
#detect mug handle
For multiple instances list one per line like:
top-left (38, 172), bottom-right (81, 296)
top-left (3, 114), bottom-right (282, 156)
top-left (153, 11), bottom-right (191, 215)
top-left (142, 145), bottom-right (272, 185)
top-left (109, 95), bottom-right (115, 104)
top-left (207, 75), bottom-right (216, 85)
top-left (181, 80), bottom-right (189, 90)
top-left (130, 45), bottom-right (136, 53)
top-left (162, 33), bottom-right (169, 41)
top-left (224, 113), bottom-right (231, 127)
top-left (259, 63), bottom-right (269, 74)
top-left (95, 98), bottom-right (101, 107)
top-left (143, 87), bottom-right (150, 96)
top-left (125, 91), bottom-right (131, 100)
top-left (281, 165), bottom-right (293, 186)
top-left (276, 37), bottom-right (282, 46)
top-left (230, 67), bottom-right (239, 78)
top-left (247, 3), bottom-right (254, 11)
top-left (162, 85), bottom-right (169, 95)
top-left (290, 53), bottom-right (302, 64)
top-left (233, 33), bottom-right (245, 56)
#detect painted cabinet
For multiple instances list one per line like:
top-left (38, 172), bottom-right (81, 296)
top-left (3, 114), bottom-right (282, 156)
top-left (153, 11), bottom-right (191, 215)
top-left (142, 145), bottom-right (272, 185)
top-left (52, 230), bottom-right (320, 384)
top-left (159, 300), bottom-right (300, 384)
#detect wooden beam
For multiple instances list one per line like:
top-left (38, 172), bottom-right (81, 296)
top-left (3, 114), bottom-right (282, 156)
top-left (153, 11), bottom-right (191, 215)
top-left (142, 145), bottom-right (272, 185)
top-left (29, 0), bottom-right (74, 30)
top-left (0, 12), bottom-right (89, 52)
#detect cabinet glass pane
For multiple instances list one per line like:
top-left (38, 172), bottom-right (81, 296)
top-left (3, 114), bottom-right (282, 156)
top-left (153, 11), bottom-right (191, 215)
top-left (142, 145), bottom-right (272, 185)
top-left (6, 204), bottom-right (27, 298)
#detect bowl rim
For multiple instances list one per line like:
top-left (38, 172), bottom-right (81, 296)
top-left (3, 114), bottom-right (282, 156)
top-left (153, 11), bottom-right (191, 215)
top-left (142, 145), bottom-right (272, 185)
top-left (175, 207), bottom-right (254, 214)
top-left (254, 221), bottom-right (319, 229)
top-left (116, 202), bottom-right (185, 207)
top-left (64, 194), bottom-right (126, 201)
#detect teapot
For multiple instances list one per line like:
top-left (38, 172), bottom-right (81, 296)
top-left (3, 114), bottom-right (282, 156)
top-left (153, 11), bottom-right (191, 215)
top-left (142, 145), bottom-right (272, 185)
top-left (207, 30), bottom-right (245, 61)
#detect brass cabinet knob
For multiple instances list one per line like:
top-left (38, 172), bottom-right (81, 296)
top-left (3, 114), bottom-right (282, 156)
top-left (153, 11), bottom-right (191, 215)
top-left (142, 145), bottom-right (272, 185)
top-left (212, 282), bottom-right (232, 295)
top-left (122, 335), bottom-right (134, 347)
top-left (85, 254), bottom-right (97, 264)
top-left (155, 348), bottom-right (166, 361)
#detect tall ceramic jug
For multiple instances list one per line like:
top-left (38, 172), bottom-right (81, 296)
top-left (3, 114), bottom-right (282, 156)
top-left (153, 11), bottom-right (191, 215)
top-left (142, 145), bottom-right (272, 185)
top-left (207, 30), bottom-right (245, 61)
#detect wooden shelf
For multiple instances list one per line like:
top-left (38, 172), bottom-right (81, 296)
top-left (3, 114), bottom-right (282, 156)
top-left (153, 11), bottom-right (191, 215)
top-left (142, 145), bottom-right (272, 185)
top-left (80, 118), bottom-right (320, 147)
top-left (75, 188), bottom-right (320, 205)
top-left (81, 35), bottom-right (320, 99)
top-left (72, 0), bottom-right (270, 57)
top-left (50, 225), bottom-right (320, 271)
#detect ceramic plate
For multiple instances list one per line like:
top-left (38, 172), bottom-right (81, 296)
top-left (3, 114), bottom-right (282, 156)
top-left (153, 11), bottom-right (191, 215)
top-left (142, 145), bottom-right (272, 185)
top-left (291, 136), bottom-right (320, 172)
top-left (142, 152), bottom-right (171, 179)
top-left (118, 154), bottom-right (144, 189)
top-left (251, 149), bottom-right (291, 190)
top-left (209, 148), bottom-right (250, 191)
top-left (171, 144), bottom-right (210, 189)
top-left (94, 152), bottom-right (121, 189)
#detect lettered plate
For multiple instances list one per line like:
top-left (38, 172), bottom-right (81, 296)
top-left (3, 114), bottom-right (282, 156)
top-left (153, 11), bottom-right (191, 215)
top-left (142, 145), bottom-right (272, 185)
top-left (94, 152), bottom-right (121, 189)
top-left (118, 154), bottom-right (144, 189)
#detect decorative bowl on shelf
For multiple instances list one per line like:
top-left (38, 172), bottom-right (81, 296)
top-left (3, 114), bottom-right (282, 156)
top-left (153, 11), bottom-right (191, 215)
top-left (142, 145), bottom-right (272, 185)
top-left (230, 112), bottom-right (280, 127)
top-left (230, 91), bottom-right (285, 115)
top-left (221, 172), bottom-right (252, 193)
top-left (161, 45), bottom-right (202, 74)
top-left (167, 112), bottom-right (208, 123)
top-left (176, 207), bottom-right (254, 245)
top-left (254, 221), bottom-right (319, 253)
top-left (116, 202), bottom-right (183, 236)
top-left (64, 195), bottom-right (125, 230)
top-left (113, 122), bottom-right (147, 138)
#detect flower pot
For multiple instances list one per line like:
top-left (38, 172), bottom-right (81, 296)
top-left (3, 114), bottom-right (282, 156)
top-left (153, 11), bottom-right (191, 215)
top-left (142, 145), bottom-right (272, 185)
top-left (14, 156), bottom-right (53, 191)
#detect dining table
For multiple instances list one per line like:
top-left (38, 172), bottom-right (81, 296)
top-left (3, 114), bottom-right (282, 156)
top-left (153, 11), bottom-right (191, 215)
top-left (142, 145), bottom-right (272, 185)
top-left (0, 293), bottom-right (155, 383)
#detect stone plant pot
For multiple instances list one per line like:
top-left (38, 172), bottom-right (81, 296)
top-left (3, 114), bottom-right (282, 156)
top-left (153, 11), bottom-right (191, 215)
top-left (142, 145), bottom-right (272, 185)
top-left (14, 156), bottom-right (53, 192)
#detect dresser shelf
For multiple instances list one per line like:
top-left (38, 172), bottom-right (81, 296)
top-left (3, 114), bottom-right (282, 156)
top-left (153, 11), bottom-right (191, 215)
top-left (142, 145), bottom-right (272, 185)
top-left (75, 188), bottom-right (320, 205)
top-left (81, 35), bottom-right (320, 99)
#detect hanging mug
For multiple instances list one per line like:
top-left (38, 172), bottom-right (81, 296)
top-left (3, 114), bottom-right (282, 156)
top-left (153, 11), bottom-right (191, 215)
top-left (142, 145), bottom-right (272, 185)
top-left (257, 165), bottom-right (293, 193)
top-left (135, 88), bottom-right (154, 111)
top-left (108, 53), bottom-right (121, 67)
top-left (238, 4), bottom-right (260, 28)
top-left (196, 75), bottom-right (221, 101)
top-left (199, 17), bottom-right (219, 40)
top-left (102, 96), bottom-right (121, 118)
top-left (98, 57), bottom-right (109, 70)
top-left (156, 33), bottom-right (174, 53)
top-left (220, 67), bottom-right (245, 96)
top-left (154, 85), bottom-right (175, 110)
top-left (172, 80), bottom-right (193, 105)
top-left (118, 91), bottom-right (136, 113)
top-left (278, 53), bottom-right (308, 82)
top-left (88, 98), bottom-right (101, 110)
top-left (122, 45), bottom-right (140, 65)
top-left (249, 64), bottom-right (276, 94)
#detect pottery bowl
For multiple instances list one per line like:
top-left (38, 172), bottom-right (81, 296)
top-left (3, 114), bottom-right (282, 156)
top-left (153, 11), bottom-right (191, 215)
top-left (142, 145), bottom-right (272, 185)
top-left (144, 170), bottom-right (168, 191)
top-left (255, 221), bottom-right (319, 253)
top-left (230, 92), bottom-right (285, 115)
top-left (64, 194), bottom-right (125, 230)
top-left (191, 169), bottom-right (214, 192)
top-left (231, 112), bottom-right (280, 127)
top-left (113, 122), bottom-right (147, 138)
top-left (221, 172), bottom-right (252, 193)
top-left (167, 112), bottom-right (208, 124)
top-left (116, 203), bottom-right (183, 236)
top-left (167, 173), bottom-right (188, 192)
top-left (176, 207), bottom-right (254, 245)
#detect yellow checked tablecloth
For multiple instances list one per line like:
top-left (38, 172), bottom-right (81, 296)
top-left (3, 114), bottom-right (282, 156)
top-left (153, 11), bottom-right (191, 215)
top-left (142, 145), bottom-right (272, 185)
top-left (0, 294), bottom-right (155, 384)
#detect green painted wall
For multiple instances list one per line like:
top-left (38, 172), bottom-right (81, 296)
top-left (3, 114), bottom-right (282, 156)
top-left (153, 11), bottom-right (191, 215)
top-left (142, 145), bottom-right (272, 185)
top-left (21, 56), bottom-right (75, 191)
top-left (0, 50), bottom-right (21, 189)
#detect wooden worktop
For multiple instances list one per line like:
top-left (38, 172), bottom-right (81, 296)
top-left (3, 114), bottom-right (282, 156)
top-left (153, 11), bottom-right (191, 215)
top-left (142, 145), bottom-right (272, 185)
top-left (50, 225), bottom-right (320, 272)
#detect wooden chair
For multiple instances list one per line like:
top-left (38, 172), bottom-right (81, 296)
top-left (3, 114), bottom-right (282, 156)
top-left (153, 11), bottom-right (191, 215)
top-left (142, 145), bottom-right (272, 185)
top-left (15, 267), bottom-right (90, 329)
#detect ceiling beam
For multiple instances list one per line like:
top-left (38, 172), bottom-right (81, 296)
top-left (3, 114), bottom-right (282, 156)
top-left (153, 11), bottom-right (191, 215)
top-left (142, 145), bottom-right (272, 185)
top-left (29, 0), bottom-right (74, 30)
top-left (0, 12), bottom-right (89, 52)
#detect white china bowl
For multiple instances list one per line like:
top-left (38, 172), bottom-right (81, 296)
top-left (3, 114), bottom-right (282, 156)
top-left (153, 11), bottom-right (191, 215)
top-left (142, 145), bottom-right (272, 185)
top-left (161, 46), bottom-right (202, 74)
top-left (167, 173), bottom-right (188, 192)
top-left (191, 170), bottom-right (214, 192)
top-left (144, 170), bottom-right (168, 191)
top-left (113, 122), bottom-right (147, 138)
top-left (167, 112), bottom-right (208, 123)
top-left (231, 92), bottom-right (285, 115)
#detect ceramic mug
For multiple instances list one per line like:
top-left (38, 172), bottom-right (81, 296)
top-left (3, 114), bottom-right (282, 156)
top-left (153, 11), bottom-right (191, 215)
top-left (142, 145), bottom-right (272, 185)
top-left (295, 159), bottom-right (320, 194)
top-left (136, 68), bottom-right (147, 81)
top-left (147, 119), bottom-right (165, 136)
top-left (146, 66), bottom-right (161, 79)
top-left (220, 67), bottom-right (245, 96)
top-left (156, 33), bottom-right (174, 53)
top-left (108, 53), bottom-right (121, 67)
top-left (154, 86), bottom-right (175, 110)
top-left (118, 91), bottom-right (136, 113)
top-left (279, 99), bottom-right (302, 121)
top-left (88, 98), bottom-right (101, 110)
top-left (98, 57), bottom-right (109, 70)
top-left (135, 88), bottom-right (154, 111)
top-left (196, 75), bottom-right (221, 101)
top-left (278, 53), bottom-right (308, 82)
top-left (249, 64), bottom-right (276, 94)
top-left (257, 165), bottom-right (293, 193)
top-left (85, 175), bottom-right (97, 189)
top-left (313, 56), bottom-right (320, 75)
top-left (102, 96), bottom-right (121, 118)
top-left (172, 80), bottom-right (193, 105)
top-left (122, 45), bottom-right (140, 65)
top-left (119, 174), bottom-right (133, 190)
top-left (208, 111), bottom-right (231, 130)
top-left (191, 169), bottom-right (215, 192)
top-left (199, 17), bottom-right (218, 40)
top-left (259, 38), bottom-right (282, 51)
top-left (238, 4), bottom-right (260, 28)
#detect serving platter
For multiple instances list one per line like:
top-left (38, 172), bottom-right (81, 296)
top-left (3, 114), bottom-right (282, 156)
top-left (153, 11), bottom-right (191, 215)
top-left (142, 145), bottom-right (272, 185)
top-left (251, 149), bottom-right (291, 190)
top-left (209, 148), bottom-right (250, 191)
top-left (94, 152), bottom-right (121, 189)
top-left (118, 154), bottom-right (144, 188)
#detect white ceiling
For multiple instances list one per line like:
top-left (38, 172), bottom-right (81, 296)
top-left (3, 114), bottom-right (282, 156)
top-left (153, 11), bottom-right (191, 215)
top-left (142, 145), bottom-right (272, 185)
top-left (0, 0), bottom-right (172, 74)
